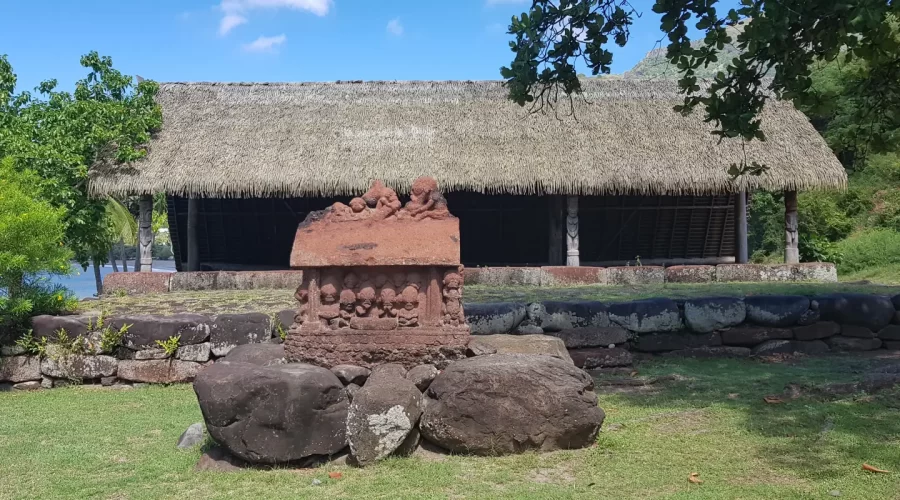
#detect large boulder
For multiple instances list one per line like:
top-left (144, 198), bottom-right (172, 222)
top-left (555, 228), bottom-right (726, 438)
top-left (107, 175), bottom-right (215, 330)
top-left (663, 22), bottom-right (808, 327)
top-left (744, 296), bottom-right (811, 327)
top-left (420, 355), bottom-right (604, 455)
top-left (222, 343), bottom-right (285, 366)
top-left (30, 315), bottom-right (94, 340)
top-left (118, 359), bottom-right (204, 383)
top-left (176, 343), bottom-right (211, 362)
top-left (193, 361), bottom-right (349, 464)
top-left (552, 327), bottom-right (629, 349)
top-left (878, 325), bottom-right (900, 340)
top-left (346, 370), bottom-right (424, 466)
top-left (815, 294), bottom-right (895, 331)
top-left (470, 334), bottom-right (573, 363)
top-left (406, 364), bottom-right (439, 391)
top-left (40, 355), bottom-right (117, 379)
top-left (720, 326), bottom-right (793, 347)
top-left (210, 313), bottom-right (273, 357)
top-left (113, 314), bottom-right (211, 350)
top-left (0, 355), bottom-right (41, 383)
top-left (540, 301), bottom-right (609, 331)
top-left (683, 297), bottom-right (746, 333)
top-left (632, 332), bottom-right (722, 353)
top-left (465, 303), bottom-right (527, 335)
top-left (607, 299), bottom-right (682, 333)
top-left (331, 365), bottom-right (371, 386)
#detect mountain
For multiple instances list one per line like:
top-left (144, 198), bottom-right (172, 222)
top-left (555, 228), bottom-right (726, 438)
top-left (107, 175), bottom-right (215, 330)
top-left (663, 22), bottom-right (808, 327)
top-left (624, 24), bottom-right (745, 80)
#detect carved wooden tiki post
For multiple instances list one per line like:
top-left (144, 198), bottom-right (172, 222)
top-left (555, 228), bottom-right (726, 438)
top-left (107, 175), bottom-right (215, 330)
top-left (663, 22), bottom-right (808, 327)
top-left (784, 190), bottom-right (799, 264)
top-left (566, 196), bottom-right (580, 267)
top-left (138, 194), bottom-right (154, 271)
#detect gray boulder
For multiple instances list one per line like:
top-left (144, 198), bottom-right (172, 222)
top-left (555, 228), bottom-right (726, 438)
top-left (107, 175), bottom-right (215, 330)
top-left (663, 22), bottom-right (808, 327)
top-left (552, 326), bottom-right (629, 349)
top-left (608, 299), bottom-right (682, 333)
top-left (878, 325), bottom-right (900, 340)
top-left (177, 343), bottom-right (211, 362)
top-left (469, 334), bottom-right (573, 363)
top-left (815, 294), bottom-right (895, 331)
top-left (841, 325), bottom-right (877, 339)
top-left (193, 361), bottom-right (349, 464)
top-left (30, 315), bottom-right (94, 340)
top-left (465, 339), bottom-right (497, 357)
top-left (114, 314), bottom-right (211, 350)
top-left (745, 295), bottom-right (810, 327)
top-left (177, 423), bottom-right (205, 449)
top-left (371, 363), bottom-right (407, 379)
top-left (540, 301), bottom-right (609, 331)
top-left (222, 343), bottom-right (285, 366)
top-left (41, 355), bottom-right (117, 379)
top-left (0, 355), bottom-right (41, 383)
top-left (346, 370), bottom-right (424, 466)
top-left (331, 365), bottom-right (371, 386)
top-left (465, 302), bottom-right (527, 335)
top-left (406, 364), bottom-right (439, 391)
top-left (826, 336), bottom-right (883, 351)
top-left (420, 354), bottom-right (604, 455)
top-left (720, 326), bottom-right (793, 347)
top-left (632, 332), bottom-right (722, 353)
top-left (683, 297), bottom-right (746, 333)
top-left (210, 313), bottom-right (273, 357)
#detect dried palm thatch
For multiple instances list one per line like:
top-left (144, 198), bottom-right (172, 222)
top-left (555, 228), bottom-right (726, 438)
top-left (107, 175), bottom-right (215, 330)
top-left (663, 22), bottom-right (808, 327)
top-left (89, 79), bottom-right (846, 198)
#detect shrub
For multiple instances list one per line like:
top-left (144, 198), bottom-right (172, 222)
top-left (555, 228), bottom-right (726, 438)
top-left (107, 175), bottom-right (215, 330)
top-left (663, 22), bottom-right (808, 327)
top-left (835, 228), bottom-right (900, 274)
top-left (0, 158), bottom-right (75, 342)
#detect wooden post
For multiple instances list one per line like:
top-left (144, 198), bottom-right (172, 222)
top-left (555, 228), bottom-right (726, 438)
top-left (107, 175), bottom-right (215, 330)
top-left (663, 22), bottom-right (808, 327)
top-left (784, 190), bottom-right (799, 264)
top-left (548, 196), bottom-right (564, 265)
top-left (138, 194), bottom-right (153, 271)
top-left (566, 195), bottom-right (580, 267)
top-left (186, 197), bottom-right (200, 271)
top-left (734, 191), bottom-right (748, 264)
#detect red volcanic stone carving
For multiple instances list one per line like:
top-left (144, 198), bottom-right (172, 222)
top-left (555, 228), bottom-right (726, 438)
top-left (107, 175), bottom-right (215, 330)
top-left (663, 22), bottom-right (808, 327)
top-left (286, 177), bottom-right (470, 368)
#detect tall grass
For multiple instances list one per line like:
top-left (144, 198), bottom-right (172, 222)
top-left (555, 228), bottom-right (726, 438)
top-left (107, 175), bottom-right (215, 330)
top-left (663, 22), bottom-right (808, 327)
top-left (835, 228), bottom-right (900, 274)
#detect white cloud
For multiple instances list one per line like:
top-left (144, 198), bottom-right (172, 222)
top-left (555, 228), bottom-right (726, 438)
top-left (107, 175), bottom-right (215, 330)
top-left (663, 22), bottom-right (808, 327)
top-left (242, 34), bottom-right (287, 52)
top-left (218, 0), bottom-right (332, 35)
top-left (386, 19), bottom-right (403, 36)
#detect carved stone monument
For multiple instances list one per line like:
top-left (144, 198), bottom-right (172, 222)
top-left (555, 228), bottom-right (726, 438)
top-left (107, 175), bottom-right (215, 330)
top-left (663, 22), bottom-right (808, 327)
top-left (285, 177), bottom-right (470, 368)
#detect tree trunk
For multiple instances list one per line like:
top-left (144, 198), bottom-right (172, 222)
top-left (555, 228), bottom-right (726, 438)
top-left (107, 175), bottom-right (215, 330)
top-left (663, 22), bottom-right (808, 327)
top-left (92, 259), bottom-right (103, 296)
top-left (109, 251), bottom-right (119, 272)
top-left (120, 238), bottom-right (129, 272)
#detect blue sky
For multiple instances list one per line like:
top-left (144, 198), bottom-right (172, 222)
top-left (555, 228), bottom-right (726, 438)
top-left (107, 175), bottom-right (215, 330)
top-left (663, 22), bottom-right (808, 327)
top-left (1, 0), bottom-right (722, 92)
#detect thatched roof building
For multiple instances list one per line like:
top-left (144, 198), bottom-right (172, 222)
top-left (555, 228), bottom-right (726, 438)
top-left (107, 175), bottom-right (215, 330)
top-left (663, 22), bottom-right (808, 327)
top-left (98, 79), bottom-right (844, 270)
top-left (89, 79), bottom-right (845, 199)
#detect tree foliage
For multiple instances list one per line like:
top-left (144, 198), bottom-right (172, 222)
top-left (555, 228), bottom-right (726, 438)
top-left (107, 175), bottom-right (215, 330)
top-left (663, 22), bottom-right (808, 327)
top-left (0, 52), bottom-right (161, 267)
top-left (502, 1), bottom-right (900, 173)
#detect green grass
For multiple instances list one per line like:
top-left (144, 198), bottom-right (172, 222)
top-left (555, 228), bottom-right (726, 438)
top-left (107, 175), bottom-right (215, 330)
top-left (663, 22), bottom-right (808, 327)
top-left (2, 355), bottom-right (899, 499)
top-left (82, 281), bottom-right (900, 317)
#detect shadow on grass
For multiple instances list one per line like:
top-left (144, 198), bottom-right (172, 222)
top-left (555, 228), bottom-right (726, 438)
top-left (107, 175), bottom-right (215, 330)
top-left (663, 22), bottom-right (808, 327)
top-left (595, 353), bottom-right (900, 482)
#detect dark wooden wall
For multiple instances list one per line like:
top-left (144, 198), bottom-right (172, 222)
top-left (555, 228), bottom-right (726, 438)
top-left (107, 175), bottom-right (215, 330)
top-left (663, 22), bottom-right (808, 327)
top-left (167, 193), bottom-right (735, 270)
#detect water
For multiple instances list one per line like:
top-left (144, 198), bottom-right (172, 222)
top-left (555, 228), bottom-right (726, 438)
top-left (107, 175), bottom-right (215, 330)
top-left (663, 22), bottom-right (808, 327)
top-left (50, 260), bottom-right (176, 299)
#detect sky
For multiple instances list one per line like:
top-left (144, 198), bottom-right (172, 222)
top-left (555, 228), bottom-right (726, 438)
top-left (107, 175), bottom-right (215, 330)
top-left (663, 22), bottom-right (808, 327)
top-left (0, 0), bottom-right (723, 92)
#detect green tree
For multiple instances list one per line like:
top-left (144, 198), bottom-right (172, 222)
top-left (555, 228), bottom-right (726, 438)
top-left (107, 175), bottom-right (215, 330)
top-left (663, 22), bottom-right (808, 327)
top-left (0, 157), bottom-right (75, 339)
top-left (502, 1), bottom-right (900, 172)
top-left (0, 52), bottom-right (161, 293)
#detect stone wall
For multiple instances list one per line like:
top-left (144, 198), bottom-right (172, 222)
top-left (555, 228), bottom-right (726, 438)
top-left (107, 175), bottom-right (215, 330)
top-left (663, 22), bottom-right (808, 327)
top-left (101, 263), bottom-right (837, 296)
top-left (0, 310), bottom-right (294, 390)
top-left (5, 289), bottom-right (891, 391)
top-left (465, 293), bottom-right (900, 369)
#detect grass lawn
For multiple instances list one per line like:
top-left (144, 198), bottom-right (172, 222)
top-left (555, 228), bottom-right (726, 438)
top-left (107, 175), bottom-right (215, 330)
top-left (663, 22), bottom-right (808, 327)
top-left (83, 281), bottom-right (900, 317)
top-left (2, 354), bottom-right (899, 499)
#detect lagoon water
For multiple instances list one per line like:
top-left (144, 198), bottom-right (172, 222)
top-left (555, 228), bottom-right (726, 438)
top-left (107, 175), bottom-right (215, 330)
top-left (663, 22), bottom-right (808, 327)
top-left (51, 260), bottom-right (176, 299)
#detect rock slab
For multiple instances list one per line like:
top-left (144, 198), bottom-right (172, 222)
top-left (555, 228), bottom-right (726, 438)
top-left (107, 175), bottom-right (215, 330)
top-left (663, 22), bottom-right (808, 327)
top-left (470, 334), bottom-right (573, 363)
top-left (608, 299), bottom-right (682, 333)
top-left (193, 361), bottom-right (349, 464)
top-left (683, 297), bottom-right (746, 333)
top-left (0, 355), bottom-right (41, 383)
top-left (117, 359), bottom-right (203, 383)
top-left (744, 296), bottom-right (810, 327)
top-left (420, 354), bottom-right (604, 455)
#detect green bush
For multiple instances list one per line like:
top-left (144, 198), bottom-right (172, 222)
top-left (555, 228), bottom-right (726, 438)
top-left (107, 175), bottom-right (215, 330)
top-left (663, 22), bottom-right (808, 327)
top-left (0, 158), bottom-right (75, 342)
top-left (835, 228), bottom-right (900, 274)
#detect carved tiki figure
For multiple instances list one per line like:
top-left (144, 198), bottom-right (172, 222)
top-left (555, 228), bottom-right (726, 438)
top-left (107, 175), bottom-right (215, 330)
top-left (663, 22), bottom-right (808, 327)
top-left (317, 276), bottom-right (341, 329)
top-left (378, 286), bottom-right (397, 318)
top-left (405, 176), bottom-right (450, 220)
top-left (356, 282), bottom-right (377, 317)
top-left (397, 285), bottom-right (420, 327)
top-left (442, 271), bottom-right (464, 327)
top-left (362, 180), bottom-right (402, 220)
top-left (293, 286), bottom-right (309, 325)
top-left (338, 289), bottom-right (357, 328)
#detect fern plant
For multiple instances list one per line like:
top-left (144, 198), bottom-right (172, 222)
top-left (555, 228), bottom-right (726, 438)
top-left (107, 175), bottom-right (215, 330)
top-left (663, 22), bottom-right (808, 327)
top-left (155, 335), bottom-right (180, 357)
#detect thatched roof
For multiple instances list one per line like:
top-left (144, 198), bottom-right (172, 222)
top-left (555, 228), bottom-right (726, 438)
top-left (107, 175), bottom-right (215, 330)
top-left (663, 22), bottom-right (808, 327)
top-left (89, 79), bottom-right (846, 198)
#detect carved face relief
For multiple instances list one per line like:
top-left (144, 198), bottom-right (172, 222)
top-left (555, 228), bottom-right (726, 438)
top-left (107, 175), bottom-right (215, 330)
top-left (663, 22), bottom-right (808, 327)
top-left (339, 289), bottom-right (356, 311)
top-left (443, 272), bottom-right (462, 289)
top-left (401, 285), bottom-right (419, 310)
top-left (320, 283), bottom-right (338, 304)
top-left (392, 272), bottom-right (406, 289)
top-left (349, 197), bottom-right (367, 213)
top-left (343, 272), bottom-right (359, 290)
top-left (373, 274), bottom-right (388, 288)
top-left (357, 284), bottom-right (377, 315)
